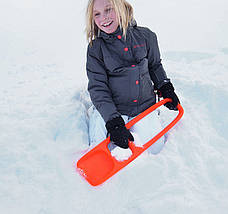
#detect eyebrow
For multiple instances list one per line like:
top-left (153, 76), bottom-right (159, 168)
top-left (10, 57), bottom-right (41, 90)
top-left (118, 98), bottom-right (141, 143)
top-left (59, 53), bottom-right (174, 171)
top-left (105, 4), bottom-right (112, 8)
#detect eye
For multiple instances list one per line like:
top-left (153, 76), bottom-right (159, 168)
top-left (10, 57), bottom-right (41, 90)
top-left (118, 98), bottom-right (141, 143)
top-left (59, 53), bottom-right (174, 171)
top-left (105, 7), bottom-right (112, 13)
top-left (94, 12), bottom-right (100, 17)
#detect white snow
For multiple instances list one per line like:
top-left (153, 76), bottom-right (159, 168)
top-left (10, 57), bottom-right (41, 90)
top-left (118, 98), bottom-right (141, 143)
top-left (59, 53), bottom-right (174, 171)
top-left (132, 132), bottom-right (144, 148)
top-left (111, 147), bottom-right (133, 162)
top-left (1, 0), bottom-right (228, 213)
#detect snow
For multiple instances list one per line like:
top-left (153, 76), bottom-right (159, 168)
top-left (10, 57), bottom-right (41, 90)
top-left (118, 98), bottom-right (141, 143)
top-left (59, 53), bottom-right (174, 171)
top-left (111, 147), bottom-right (133, 161)
top-left (0, 0), bottom-right (228, 213)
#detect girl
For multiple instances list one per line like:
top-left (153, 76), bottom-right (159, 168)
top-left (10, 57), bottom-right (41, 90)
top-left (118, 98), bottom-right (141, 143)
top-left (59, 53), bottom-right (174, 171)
top-left (86, 0), bottom-right (180, 154)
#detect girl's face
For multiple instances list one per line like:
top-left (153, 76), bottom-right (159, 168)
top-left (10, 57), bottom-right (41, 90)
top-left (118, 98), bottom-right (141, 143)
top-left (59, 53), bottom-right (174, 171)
top-left (93, 0), bottom-right (119, 34)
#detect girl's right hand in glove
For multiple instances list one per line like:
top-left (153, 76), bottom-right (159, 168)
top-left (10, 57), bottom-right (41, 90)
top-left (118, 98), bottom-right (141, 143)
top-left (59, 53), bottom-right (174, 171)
top-left (105, 116), bottom-right (134, 149)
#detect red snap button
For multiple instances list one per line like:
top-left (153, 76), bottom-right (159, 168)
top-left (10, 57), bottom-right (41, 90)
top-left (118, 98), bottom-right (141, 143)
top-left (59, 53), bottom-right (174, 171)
top-left (133, 99), bottom-right (138, 103)
top-left (117, 35), bottom-right (122, 39)
top-left (131, 65), bottom-right (136, 67)
top-left (136, 80), bottom-right (139, 85)
top-left (124, 47), bottom-right (128, 52)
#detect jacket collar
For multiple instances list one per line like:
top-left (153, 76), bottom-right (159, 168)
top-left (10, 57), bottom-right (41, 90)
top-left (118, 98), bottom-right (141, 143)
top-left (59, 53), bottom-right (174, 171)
top-left (99, 26), bottom-right (122, 41)
top-left (98, 20), bottom-right (137, 41)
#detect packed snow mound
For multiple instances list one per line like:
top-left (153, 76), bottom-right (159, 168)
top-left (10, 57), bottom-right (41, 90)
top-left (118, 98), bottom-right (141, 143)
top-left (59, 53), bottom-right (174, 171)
top-left (111, 146), bottom-right (133, 161)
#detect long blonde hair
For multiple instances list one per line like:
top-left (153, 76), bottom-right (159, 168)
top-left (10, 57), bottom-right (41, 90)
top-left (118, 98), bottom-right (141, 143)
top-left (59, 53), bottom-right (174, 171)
top-left (86, 0), bottom-right (134, 44)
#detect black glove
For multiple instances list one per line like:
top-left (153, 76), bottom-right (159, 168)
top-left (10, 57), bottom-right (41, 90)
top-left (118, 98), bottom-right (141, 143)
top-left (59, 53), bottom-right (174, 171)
top-left (105, 116), bottom-right (134, 149)
top-left (159, 82), bottom-right (180, 110)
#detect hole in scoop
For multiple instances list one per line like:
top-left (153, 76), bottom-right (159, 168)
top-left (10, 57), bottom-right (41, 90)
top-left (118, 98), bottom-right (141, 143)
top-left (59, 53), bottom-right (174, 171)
top-left (106, 132), bottom-right (144, 162)
top-left (108, 142), bottom-right (132, 162)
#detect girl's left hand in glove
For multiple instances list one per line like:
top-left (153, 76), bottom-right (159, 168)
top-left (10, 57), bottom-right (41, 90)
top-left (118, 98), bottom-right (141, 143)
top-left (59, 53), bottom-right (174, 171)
top-left (159, 82), bottom-right (180, 110)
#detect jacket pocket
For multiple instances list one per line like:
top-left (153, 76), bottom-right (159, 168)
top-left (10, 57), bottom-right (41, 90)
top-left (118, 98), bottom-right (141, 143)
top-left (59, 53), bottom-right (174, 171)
top-left (108, 68), bottom-right (131, 105)
top-left (104, 55), bottom-right (124, 73)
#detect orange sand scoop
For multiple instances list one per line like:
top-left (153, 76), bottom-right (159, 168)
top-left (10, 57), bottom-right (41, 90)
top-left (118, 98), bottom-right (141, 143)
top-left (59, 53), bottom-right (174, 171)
top-left (77, 98), bottom-right (184, 186)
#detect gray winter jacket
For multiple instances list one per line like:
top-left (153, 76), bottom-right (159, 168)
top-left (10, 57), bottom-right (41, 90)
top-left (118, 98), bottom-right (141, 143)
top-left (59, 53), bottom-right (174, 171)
top-left (86, 23), bottom-right (170, 123)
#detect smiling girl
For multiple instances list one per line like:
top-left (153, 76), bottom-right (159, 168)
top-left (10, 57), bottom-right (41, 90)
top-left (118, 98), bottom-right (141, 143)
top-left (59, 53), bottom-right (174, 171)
top-left (85, 0), bottom-right (180, 153)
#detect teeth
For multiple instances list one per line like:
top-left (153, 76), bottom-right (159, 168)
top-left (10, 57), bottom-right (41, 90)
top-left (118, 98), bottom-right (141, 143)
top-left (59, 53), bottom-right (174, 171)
top-left (103, 21), bottom-right (112, 27)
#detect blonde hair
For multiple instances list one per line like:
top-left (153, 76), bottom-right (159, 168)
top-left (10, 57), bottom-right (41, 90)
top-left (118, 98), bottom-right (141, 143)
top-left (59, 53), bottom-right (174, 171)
top-left (86, 0), bottom-right (134, 44)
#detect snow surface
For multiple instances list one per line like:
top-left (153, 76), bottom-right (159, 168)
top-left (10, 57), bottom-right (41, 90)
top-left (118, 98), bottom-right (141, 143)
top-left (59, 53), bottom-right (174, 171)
top-left (1, 0), bottom-right (228, 213)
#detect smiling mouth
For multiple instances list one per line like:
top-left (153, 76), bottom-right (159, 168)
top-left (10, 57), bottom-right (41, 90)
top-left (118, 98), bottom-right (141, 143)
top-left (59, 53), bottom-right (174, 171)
top-left (102, 21), bottom-right (113, 27)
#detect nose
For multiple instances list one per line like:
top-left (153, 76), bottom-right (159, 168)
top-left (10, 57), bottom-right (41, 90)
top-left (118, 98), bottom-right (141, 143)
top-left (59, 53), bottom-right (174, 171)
top-left (102, 13), bottom-right (108, 20)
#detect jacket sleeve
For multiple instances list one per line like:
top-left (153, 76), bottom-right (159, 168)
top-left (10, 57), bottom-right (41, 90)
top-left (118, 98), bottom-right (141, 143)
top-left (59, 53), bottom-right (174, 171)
top-left (86, 43), bottom-right (121, 123)
top-left (145, 29), bottom-right (170, 89)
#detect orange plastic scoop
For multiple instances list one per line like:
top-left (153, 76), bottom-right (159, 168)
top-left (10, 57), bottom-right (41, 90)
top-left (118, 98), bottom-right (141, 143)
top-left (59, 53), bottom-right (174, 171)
top-left (77, 98), bottom-right (184, 186)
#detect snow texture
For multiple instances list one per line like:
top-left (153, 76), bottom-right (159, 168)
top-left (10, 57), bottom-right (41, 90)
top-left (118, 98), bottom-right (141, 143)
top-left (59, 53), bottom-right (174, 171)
top-left (1, 0), bottom-right (228, 213)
